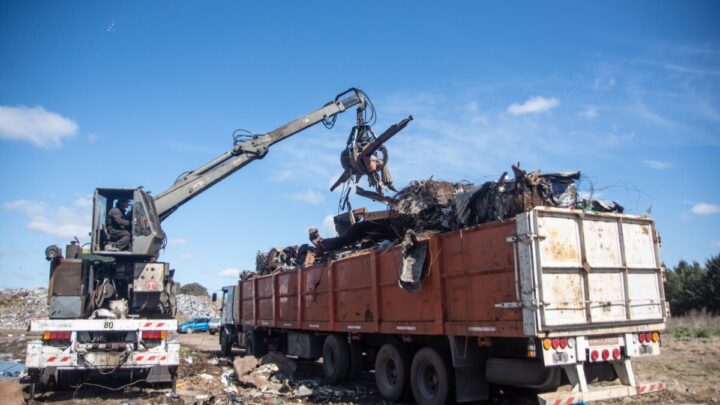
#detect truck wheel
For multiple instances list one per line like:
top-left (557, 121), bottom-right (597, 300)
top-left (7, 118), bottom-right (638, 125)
top-left (186, 327), bottom-right (193, 334)
top-left (220, 329), bottom-right (232, 356)
top-left (323, 334), bottom-right (350, 384)
top-left (411, 347), bottom-right (452, 405)
top-left (375, 343), bottom-right (411, 401)
top-left (246, 333), bottom-right (268, 358)
top-left (347, 340), bottom-right (363, 381)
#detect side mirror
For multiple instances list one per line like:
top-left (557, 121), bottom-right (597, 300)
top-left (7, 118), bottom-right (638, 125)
top-left (211, 293), bottom-right (217, 303)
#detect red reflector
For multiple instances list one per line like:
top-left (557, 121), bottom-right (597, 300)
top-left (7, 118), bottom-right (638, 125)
top-left (613, 348), bottom-right (621, 359)
top-left (551, 338), bottom-right (560, 350)
top-left (638, 333), bottom-right (646, 343)
top-left (602, 349), bottom-right (610, 360)
top-left (559, 338), bottom-right (568, 349)
top-left (48, 331), bottom-right (71, 340)
top-left (142, 330), bottom-right (160, 339)
top-left (591, 350), bottom-right (599, 361)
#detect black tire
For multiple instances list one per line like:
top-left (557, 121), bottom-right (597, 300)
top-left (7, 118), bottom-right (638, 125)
top-left (411, 347), bottom-right (453, 405)
top-left (375, 343), bottom-right (411, 401)
top-left (323, 334), bottom-right (350, 384)
top-left (246, 332), bottom-right (268, 358)
top-left (220, 329), bottom-right (232, 357)
top-left (209, 331), bottom-right (215, 336)
top-left (347, 340), bottom-right (363, 381)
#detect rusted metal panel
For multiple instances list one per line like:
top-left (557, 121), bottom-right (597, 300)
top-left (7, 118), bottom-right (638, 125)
top-left (301, 266), bottom-right (329, 323)
top-left (277, 271), bottom-right (298, 324)
top-left (49, 259), bottom-right (83, 296)
top-left (520, 208), bottom-right (665, 332)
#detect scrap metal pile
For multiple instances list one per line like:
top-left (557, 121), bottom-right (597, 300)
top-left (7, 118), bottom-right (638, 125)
top-left (253, 164), bottom-right (624, 277)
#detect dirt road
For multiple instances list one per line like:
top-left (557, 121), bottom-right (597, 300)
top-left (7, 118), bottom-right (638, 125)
top-left (1, 328), bottom-right (718, 404)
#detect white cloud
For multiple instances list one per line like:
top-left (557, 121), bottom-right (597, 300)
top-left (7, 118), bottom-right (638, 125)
top-left (216, 268), bottom-right (241, 278)
top-left (507, 96), bottom-right (559, 115)
top-left (320, 214), bottom-right (339, 237)
top-left (168, 238), bottom-right (188, 246)
top-left (642, 159), bottom-right (671, 170)
top-left (4, 198), bottom-right (90, 240)
top-left (710, 240), bottom-right (720, 248)
top-left (579, 106), bottom-right (598, 119)
top-left (289, 189), bottom-right (325, 205)
top-left (593, 76), bottom-right (616, 90)
top-left (690, 203), bottom-right (720, 215)
top-left (0, 105), bottom-right (78, 148)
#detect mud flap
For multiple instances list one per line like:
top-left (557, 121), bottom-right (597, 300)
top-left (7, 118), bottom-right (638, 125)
top-left (146, 365), bottom-right (172, 383)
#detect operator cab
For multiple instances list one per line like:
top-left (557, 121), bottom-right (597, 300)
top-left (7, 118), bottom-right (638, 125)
top-left (91, 188), bottom-right (165, 258)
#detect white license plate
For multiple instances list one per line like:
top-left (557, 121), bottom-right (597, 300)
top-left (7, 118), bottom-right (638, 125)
top-left (640, 345), bottom-right (654, 355)
top-left (552, 352), bottom-right (569, 363)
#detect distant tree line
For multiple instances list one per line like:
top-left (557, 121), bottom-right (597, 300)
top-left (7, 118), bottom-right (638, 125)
top-left (177, 282), bottom-right (209, 296)
top-left (664, 253), bottom-right (720, 316)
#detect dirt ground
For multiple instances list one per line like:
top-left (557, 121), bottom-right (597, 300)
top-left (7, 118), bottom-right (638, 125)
top-left (1, 329), bottom-right (718, 404)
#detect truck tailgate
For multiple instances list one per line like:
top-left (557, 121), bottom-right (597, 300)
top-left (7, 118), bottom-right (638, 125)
top-left (516, 207), bottom-right (666, 333)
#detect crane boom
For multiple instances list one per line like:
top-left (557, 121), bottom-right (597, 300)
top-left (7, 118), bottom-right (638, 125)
top-left (153, 89), bottom-right (366, 221)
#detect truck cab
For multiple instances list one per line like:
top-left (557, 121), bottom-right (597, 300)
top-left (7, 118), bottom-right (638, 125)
top-left (91, 187), bottom-right (165, 258)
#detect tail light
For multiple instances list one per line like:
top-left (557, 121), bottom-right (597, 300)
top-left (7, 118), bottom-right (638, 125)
top-left (590, 350), bottom-right (599, 361)
top-left (651, 332), bottom-right (659, 343)
top-left (543, 338), bottom-right (552, 350)
top-left (551, 338), bottom-right (560, 350)
top-left (613, 348), bottom-right (621, 359)
top-left (43, 331), bottom-right (71, 341)
top-left (559, 338), bottom-right (568, 349)
top-left (141, 330), bottom-right (167, 340)
top-left (638, 333), bottom-right (646, 343)
top-left (601, 349), bottom-right (610, 360)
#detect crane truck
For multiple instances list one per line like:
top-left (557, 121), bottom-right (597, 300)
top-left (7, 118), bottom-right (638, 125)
top-left (22, 88), bottom-right (372, 399)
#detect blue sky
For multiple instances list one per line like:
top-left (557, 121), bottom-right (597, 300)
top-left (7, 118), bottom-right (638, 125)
top-left (1, 1), bottom-right (719, 292)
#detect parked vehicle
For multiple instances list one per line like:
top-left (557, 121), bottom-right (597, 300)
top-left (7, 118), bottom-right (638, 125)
top-left (178, 317), bottom-right (211, 334)
top-left (208, 318), bottom-right (221, 335)
top-left (217, 207), bottom-right (668, 405)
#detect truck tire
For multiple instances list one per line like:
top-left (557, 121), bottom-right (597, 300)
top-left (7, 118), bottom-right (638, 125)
top-left (186, 327), bottom-right (194, 334)
top-left (246, 333), bottom-right (268, 358)
top-left (375, 343), bottom-right (411, 402)
top-left (410, 347), bottom-right (452, 405)
top-left (323, 334), bottom-right (350, 384)
top-left (220, 329), bottom-right (232, 357)
top-left (347, 340), bottom-right (363, 381)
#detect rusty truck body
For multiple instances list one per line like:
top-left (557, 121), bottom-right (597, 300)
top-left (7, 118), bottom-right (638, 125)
top-left (218, 206), bottom-right (667, 404)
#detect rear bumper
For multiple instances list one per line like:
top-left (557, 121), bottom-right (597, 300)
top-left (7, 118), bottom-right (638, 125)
top-left (539, 381), bottom-right (666, 405)
top-left (25, 341), bottom-right (180, 370)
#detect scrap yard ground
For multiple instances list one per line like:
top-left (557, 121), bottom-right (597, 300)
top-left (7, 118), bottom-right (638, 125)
top-left (1, 316), bottom-right (718, 404)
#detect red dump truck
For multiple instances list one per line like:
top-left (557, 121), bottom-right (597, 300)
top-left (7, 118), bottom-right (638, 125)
top-left (216, 206), bottom-right (667, 405)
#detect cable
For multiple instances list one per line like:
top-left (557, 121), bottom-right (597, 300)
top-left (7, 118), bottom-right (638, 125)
top-left (232, 128), bottom-right (258, 146)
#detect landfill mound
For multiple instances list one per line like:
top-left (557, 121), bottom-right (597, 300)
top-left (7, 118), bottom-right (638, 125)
top-left (0, 288), bottom-right (217, 329)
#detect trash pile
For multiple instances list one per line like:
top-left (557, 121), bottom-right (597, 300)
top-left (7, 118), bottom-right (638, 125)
top-left (175, 293), bottom-right (219, 321)
top-left (251, 164), bottom-right (625, 279)
top-left (0, 288), bottom-right (216, 328)
top-left (0, 288), bottom-right (47, 330)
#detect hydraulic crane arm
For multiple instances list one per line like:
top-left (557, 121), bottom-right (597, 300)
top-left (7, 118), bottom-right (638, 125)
top-left (152, 88), bottom-right (367, 221)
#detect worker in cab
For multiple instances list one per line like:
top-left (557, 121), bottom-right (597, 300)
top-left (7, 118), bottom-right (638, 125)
top-left (107, 199), bottom-right (132, 251)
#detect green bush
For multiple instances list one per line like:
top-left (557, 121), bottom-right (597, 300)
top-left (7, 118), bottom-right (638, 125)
top-left (178, 282), bottom-right (209, 296)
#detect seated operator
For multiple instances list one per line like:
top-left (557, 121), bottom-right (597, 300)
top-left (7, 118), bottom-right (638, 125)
top-left (107, 199), bottom-right (132, 251)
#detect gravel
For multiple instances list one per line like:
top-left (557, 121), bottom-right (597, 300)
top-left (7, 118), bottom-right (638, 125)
top-left (0, 288), bottom-right (217, 329)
